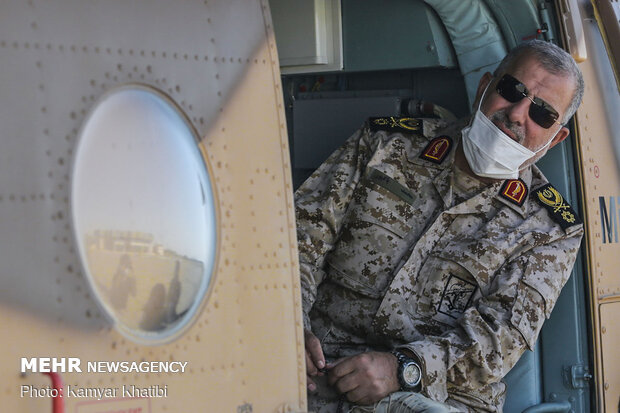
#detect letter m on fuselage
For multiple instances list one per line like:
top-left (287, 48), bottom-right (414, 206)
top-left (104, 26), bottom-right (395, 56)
top-left (600, 196), bottom-right (619, 244)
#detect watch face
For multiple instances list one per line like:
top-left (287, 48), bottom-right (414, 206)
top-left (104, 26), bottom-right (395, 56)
top-left (403, 362), bottom-right (421, 386)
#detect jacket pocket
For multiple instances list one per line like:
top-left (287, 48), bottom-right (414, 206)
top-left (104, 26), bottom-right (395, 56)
top-left (510, 256), bottom-right (557, 350)
top-left (326, 177), bottom-right (415, 296)
top-left (408, 252), bottom-right (483, 328)
top-left (510, 280), bottom-right (546, 350)
top-left (354, 173), bottom-right (416, 238)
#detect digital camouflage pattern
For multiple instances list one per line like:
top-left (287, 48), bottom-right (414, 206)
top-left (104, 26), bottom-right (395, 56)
top-left (295, 118), bottom-right (584, 412)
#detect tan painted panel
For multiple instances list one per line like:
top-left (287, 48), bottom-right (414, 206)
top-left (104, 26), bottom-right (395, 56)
top-left (572, 0), bottom-right (620, 409)
top-left (577, 29), bottom-right (620, 297)
top-left (0, 0), bottom-right (306, 412)
top-left (600, 302), bottom-right (620, 412)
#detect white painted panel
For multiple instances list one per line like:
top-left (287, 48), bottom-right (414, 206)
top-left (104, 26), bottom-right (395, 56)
top-left (271, 0), bottom-right (345, 72)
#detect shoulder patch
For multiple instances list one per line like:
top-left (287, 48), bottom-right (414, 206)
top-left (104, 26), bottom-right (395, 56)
top-left (368, 116), bottom-right (423, 135)
top-left (420, 136), bottom-right (452, 164)
top-left (534, 184), bottom-right (582, 230)
top-left (500, 179), bottom-right (528, 207)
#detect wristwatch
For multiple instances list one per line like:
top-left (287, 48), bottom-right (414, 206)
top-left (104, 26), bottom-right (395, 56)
top-left (391, 350), bottom-right (422, 391)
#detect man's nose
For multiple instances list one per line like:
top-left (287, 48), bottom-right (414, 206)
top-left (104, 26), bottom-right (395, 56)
top-left (505, 96), bottom-right (530, 126)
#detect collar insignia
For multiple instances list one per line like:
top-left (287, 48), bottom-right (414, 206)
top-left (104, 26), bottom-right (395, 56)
top-left (368, 117), bottom-right (423, 134)
top-left (500, 179), bottom-right (528, 207)
top-left (534, 184), bottom-right (582, 230)
top-left (420, 136), bottom-right (452, 164)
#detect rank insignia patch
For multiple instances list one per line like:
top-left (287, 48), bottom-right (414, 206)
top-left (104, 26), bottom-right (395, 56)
top-left (499, 179), bottom-right (528, 207)
top-left (368, 117), bottom-right (423, 134)
top-left (437, 274), bottom-right (477, 319)
top-left (420, 136), bottom-right (452, 164)
top-left (534, 183), bottom-right (582, 231)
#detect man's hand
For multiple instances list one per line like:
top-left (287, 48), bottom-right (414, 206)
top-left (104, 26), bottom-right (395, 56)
top-left (327, 351), bottom-right (400, 405)
top-left (304, 329), bottom-right (326, 392)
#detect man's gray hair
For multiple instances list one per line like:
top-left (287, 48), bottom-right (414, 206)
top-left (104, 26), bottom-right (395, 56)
top-left (493, 39), bottom-right (584, 124)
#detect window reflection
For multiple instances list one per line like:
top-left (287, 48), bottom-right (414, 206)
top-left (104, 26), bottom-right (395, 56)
top-left (72, 86), bottom-right (217, 343)
top-left (86, 231), bottom-right (205, 332)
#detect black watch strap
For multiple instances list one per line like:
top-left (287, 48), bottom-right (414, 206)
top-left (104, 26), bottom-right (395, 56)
top-left (391, 349), bottom-right (422, 391)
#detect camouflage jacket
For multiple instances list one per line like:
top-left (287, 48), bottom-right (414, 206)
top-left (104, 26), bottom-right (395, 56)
top-left (295, 117), bottom-right (584, 412)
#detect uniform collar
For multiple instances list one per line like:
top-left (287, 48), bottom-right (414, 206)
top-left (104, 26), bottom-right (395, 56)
top-left (439, 166), bottom-right (532, 219)
top-left (409, 118), bottom-right (534, 218)
top-left (407, 122), bottom-right (461, 208)
top-left (420, 135), bottom-right (534, 218)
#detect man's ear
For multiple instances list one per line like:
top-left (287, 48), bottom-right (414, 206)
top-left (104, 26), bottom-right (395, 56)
top-left (549, 126), bottom-right (570, 149)
top-left (472, 72), bottom-right (494, 110)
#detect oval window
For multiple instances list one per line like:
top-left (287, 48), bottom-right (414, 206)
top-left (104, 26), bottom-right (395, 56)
top-left (71, 85), bottom-right (217, 344)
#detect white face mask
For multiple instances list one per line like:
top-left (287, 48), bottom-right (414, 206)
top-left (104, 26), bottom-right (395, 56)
top-left (462, 82), bottom-right (561, 180)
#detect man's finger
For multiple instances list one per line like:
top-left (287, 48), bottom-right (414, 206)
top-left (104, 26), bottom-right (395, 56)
top-left (328, 356), bottom-right (356, 382)
top-left (325, 356), bottom-right (345, 370)
top-left (348, 391), bottom-right (373, 406)
top-left (306, 350), bottom-right (319, 376)
top-left (304, 330), bottom-right (326, 370)
top-left (332, 370), bottom-right (359, 394)
top-left (306, 375), bottom-right (317, 392)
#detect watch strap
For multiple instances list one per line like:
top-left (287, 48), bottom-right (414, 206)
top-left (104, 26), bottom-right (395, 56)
top-left (391, 350), bottom-right (421, 391)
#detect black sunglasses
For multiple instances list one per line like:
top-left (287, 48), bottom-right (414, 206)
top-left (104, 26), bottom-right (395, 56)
top-left (495, 74), bottom-right (561, 129)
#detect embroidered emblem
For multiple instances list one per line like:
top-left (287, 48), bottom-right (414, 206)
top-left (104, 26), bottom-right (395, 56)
top-left (437, 274), bottom-right (477, 319)
top-left (368, 117), bottom-right (423, 134)
top-left (499, 179), bottom-right (528, 207)
top-left (534, 184), bottom-right (582, 230)
top-left (420, 136), bottom-right (452, 164)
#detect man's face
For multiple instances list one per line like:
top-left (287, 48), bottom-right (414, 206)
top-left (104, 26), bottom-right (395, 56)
top-left (478, 55), bottom-right (574, 166)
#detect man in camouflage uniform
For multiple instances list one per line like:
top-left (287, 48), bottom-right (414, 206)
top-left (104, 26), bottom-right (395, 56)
top-left (296, 40), bottom-right (585, 412)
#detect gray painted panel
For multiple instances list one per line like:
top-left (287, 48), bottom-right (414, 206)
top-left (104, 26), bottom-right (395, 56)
top-left (504, 343), bottom-right (543, 413)
top-left (342, 0), bottom-right (455, 71)
top-left (536, 138), bottom-right (592, 412)
top-left (293, 96), bottom-right (404, 169)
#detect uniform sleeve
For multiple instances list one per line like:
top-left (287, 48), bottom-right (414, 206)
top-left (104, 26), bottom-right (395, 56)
top-left (401, 226), bottom-right (584, 402)
top-left (294, 126), bottom-right (377, 330)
